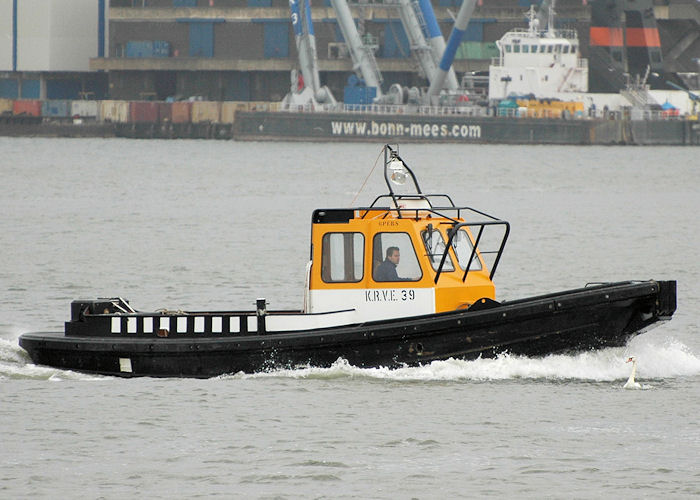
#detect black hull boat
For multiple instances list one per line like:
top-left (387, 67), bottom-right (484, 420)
top-left (19, 281), bottom-right (675, 378)
top-left (19, 145), bottom-right (677, 378)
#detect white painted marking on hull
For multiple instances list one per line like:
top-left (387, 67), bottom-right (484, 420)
top-left (119, 358), bottom-right (132, 373)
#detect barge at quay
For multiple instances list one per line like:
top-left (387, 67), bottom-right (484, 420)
top-left (232, 0), bottom-right (699, 145)
top-left (19, 145), bottom-right (677, 378)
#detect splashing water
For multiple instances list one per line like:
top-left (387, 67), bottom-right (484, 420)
top-left (0, 337), bottom-right (105, 381)
top-left (230, 334), bottom-right (700, 383)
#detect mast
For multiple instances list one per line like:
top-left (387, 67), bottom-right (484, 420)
top-left (290, 0), bottom-right (323, 99)
top-left (426, 0), bottom-right (477, 99)
top-left (395, 0), bottom-right (439, 86)
top-left (330, 0), bottom-right (383, 96)
top-left (535, 0), bottom-right (552, 35)
top-left (416, 0), bottom-right (458, 90)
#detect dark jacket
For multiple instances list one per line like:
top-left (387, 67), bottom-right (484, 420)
top-left (375, 259), bottom-right (399, 281)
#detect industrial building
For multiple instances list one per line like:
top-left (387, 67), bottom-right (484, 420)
top-left (0, 0), bottom-right (698, 101)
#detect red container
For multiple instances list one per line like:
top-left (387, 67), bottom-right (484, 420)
top-left (171, 102), bottom-right (192, 124)
top-left (129, 101), bottom-right (159, 123)
top-left (13, 100), bottom-right (42, 117)
top-left (158, 102), bottom-right (172, 123)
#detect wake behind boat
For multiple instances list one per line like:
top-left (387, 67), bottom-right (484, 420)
top-left (19, 145), bottom-right (676, 378)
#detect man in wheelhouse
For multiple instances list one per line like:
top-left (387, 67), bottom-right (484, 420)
top-left (375, 246), bottom-right (401, 281)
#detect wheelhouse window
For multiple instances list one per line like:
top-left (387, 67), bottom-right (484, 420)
top-left (452, 228), bottom-right (483, 272)
top-left (421, 228), bottom-right (454, 272)
top-left (321, 232), bottom-right (364, 283)
top-left (505, 45), bottom-right (512, 53)
top-left (372, 232), bottom-right (422, 282)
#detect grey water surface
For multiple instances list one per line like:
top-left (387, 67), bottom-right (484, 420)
top-left (1, 138), bottom-right (699, 498)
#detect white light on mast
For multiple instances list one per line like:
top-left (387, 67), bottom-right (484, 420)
top-left (388, 158), bottom-right (407, 185)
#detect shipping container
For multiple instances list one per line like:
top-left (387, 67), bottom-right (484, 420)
top-left (344, 86), bottom-right (376, 105)
top-left (42, 100), bottom-right (71, 118)
top-left (158, 102), bottom-right (173, 123)
top-left (173, 0), bottom-right (197, 6)
top-left (126, 41), bottom-right (154, 58)
top-left (71, 100), bottom-right (99, 119)
top-left (100, 100), bottom-right (130, 123)
top-left (130, 101), bottom-right (160, 123)
top-left (13, 100), bottom-right (42, 117)
top-left (0, 98), bottom-right (13, 115)
top-left (0, 79), bottom-right (19, 98)
top-left (191, 101), bottom-right (220, 123)
top-left (171, 102), bottom-right (192, 123)
top-left (456, 42), bottom-right (498, 60)
top-left (221, 102), bottom-right (249, 124)
top-left (153, 41), bottom-right (171, 58)
top-left (21, 80), bottom-right (40, 99)
top-left (249, 101), bottom-right (270, 112)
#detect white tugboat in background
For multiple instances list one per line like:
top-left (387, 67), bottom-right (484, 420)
top-left (488, 1), bottom-right (588, 102)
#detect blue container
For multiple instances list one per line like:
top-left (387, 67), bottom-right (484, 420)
top-left (173, 0), bottom-right (197, 6)
top-left (0, 78), bottom-right (19, 98)
top-left (21, 80), bottom-right (40, 99)
top-left (364, 86), bottom-right (378, 103)
top-left (344, 85), bottom-right (377, 105)
top-left (153, 41), bottom-right (171, 57)
top-left (41, 100), bottom-right (71, 118)
top-left (126, 41), bottom-right (154, 58)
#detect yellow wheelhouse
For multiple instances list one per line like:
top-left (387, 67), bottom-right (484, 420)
top-left (307, 145), bottom-right (510, 321)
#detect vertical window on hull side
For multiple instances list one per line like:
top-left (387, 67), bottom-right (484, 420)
top-left (321, 232), bottom-right (364, 283)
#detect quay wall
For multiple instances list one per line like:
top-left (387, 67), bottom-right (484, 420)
top-left (1, 98), bottom-right (698, 145)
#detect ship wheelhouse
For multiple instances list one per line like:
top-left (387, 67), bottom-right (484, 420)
top-left (488, 4), bottom-right (588, 100)
top-left (306, 146), bottom-right (509, 322)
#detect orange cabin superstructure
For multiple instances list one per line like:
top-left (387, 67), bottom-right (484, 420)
top-left (304, 147), bottom-right (509, 322)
